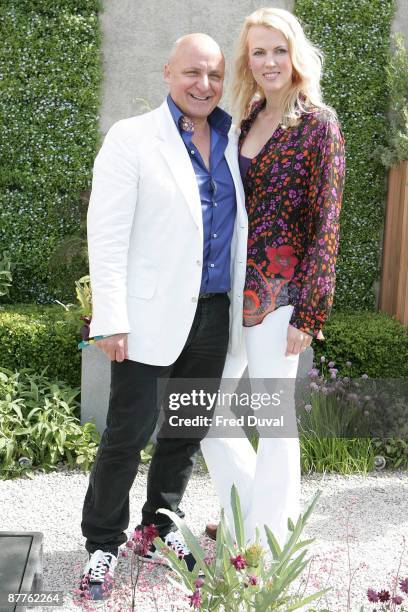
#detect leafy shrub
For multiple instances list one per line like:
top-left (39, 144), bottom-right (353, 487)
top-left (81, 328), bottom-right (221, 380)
top-left (0, 0), bottom-right (101, 302)
top-left (0, 367), bottom-right (100, 479)
top-left (377, 34), bottom-right (408, 167)
top-left (312, 311), bottom-right (408, 378)
top-left (295, 0), bottom-right (394, 311)
top-left (0, 252), bottom-right (12, 299)
top-left (0, 304), bottom-right (80, 387)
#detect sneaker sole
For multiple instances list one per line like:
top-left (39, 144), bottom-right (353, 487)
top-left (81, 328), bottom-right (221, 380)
top-left (136, 553), bottom-right (170, 567)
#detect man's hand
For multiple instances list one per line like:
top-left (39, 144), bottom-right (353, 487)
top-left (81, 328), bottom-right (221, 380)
top-left (285, 324), bottom-right (312, 357)
top-left (95, 333), bottom-right (129, 362)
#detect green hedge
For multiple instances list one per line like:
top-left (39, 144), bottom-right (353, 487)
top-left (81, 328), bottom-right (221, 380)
top-left (0, 305), bottom-right (80, 387)
top-left (295, 0), bottom-right (395, 310)
top-left (312, 311), bottom-right (408, 378)
top-left (0, 0), bottom-right (101, 302)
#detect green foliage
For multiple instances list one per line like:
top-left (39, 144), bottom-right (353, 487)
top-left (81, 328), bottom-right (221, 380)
top-left (0, 366), bottom-right (100, 479)
top-left (0, 304), bottom-right (80, 388)
top-left (312, 310), bottom-right (408, 378)
top-left (75, 275), bottom-right (92, 317)
top-left (294, 0), bottom-right (395, 310)
top-left (0, 0), bottom-right (101, 302)
top-left (0, 252), bottom-right (12, 298)
top-left (155, 486), bottom-right (328, 611)
top-left (377, 34), bottom-right (408, 167)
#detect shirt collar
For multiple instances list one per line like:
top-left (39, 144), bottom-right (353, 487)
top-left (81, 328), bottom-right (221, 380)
top-left (167, 94), bottom-right (231, 136)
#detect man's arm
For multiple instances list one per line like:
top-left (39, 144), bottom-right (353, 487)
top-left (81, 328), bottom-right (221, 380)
top-left (87, 120), bottom-right (139, 347)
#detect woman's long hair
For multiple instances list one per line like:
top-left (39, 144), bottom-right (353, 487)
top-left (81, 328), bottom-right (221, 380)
top-left (229, 7), bottom-right (336, 127)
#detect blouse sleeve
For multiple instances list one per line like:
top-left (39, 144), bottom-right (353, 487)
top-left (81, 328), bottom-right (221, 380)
top-left (289, 118), bottom-right (346, 337)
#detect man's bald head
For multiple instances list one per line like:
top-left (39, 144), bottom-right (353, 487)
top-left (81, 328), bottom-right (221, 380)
top-left (168, 33), bottom-right (224, 65)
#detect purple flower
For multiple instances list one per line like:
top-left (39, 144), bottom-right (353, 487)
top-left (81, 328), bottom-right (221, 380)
top-left (195, 578), bottom-right (204, 589)
top-left (230, 555), bottom-right (247, 570)
top-left (304, 404), bottom-right (312, 413)
top-left (378, 590), bottom-right (390, 602)
top-left (328, 361), bottom-right (335, 368)
top-left (367, 589), bottom-right (379, 603)
top-left (400, 577), bottom-right (408, 594)
top-left (308, 368), bottom-right (319, 378)
top-left (320, 356), bottom-right (326, 363)
top-left (188, 589), bottom-right (202, 608)
top-left (392, 595), bottom-right (403, 605)
top-left (310, 382), bottom-right (319, 391)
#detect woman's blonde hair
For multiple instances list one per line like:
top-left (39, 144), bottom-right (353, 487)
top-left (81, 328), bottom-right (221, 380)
top-left (229, 7), bottom-right (335, 126)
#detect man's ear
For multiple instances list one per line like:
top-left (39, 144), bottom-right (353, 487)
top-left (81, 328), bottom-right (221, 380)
top-left (163, 63), bottom-right (170, 83)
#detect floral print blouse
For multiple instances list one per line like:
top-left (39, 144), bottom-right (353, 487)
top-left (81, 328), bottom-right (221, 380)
top-left (239, 101), bottom-right (346, 337)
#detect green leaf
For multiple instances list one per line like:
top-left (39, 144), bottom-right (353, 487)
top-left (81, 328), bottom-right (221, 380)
top-left (231, 484), bottom-right (245, 549)
top-left (264, 525), bottom-right (282, 560)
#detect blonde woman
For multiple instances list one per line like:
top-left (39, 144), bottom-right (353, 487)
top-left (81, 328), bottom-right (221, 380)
top-left (201, 7), bottom-right (345, 547)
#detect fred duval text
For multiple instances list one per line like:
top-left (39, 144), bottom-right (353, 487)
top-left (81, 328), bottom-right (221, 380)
top-left (167, 415), bottom-right (285, 428)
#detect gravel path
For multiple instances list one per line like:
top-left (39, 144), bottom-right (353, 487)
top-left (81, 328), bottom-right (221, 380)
top-left (1, 463), bottom-right (408, 611)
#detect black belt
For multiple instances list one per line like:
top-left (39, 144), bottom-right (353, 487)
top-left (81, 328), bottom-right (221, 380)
top-left (199, 292), bottom-right (223, 300)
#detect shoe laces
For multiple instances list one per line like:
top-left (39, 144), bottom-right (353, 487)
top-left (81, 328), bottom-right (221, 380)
top-left (87, 550), bottom-right (116, 583)
top-left (164, 530), bottom-right (191, 558)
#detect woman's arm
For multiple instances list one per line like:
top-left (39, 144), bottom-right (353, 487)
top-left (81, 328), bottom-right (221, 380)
top-left (289, 117), bottom-right (346, 337)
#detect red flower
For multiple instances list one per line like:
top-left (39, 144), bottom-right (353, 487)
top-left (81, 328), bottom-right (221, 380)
top-left (367, 589), bottom-right (379, 603)
top-left (144, 524), bottom-right (159, 544)
top-left (400, 578), bottom-right (408, 594)
top-left (266, 245), bottom-right (298, 279)
top-left (378, 590), bottom-right (390, 602)
top-left (188, 589), bottom-right (202, 608)
top-left (230, 555), bottom-right (247, 570)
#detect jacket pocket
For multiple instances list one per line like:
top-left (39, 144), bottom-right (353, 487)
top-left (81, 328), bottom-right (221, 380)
top-left (127, 258), bottom-right (158, 299)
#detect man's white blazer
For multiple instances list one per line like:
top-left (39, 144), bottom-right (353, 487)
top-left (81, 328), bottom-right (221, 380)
top-left (87, 101), bottom-right (247, 365)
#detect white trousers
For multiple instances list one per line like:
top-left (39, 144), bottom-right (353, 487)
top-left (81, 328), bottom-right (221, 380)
top-left (201, 305), bottom-right (301, 548)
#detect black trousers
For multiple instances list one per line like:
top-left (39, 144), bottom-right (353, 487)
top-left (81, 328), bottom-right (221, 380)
top-left (81, 294), bottom-right (230, 554)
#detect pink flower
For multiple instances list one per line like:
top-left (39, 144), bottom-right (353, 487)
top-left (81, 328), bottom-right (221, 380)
top-left (144, 524), bottom-right (159, 544)
top-left (400, 578), bottom-right (408, 594)
top-left (392, 595), bottom-right (403, 605)
top-left (125, 540), bottom-right (135, 549)
top-left (249, 575), bottom-right (258, 585)
top-left (195, 578), bottom-right (204, 588)
top-left (230, 555), bottom-right (247, 570)
top-left (367, 589), bottom-right (379, 603)
top-left (132, 528), bottom-right (144, 543)
top-left (188, 589), bottom-right (202, 608)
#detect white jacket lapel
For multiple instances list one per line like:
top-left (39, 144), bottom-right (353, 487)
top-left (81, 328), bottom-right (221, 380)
top-left (225, 129), bottom-right (246, 226)
top-left (156, 102), bottom-right (202, 229)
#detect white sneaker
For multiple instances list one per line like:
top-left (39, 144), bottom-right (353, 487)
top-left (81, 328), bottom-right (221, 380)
top-left (139, 529), bottom-right (196, 571)
top-left (80, 550), bottom-right (117, 600)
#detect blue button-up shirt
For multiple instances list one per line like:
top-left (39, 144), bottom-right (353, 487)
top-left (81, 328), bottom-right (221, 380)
top-left (167, 95), bottom-right (237, 294)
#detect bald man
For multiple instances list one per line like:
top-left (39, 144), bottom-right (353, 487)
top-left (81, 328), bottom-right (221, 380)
top-left (80, 34), bottom-right (247, 598)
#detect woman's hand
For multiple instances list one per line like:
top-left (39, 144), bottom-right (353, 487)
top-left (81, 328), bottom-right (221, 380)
top-left (95, 333), bottom-right (129, 362)
top-left (285, 324), bottom-right (312, 357)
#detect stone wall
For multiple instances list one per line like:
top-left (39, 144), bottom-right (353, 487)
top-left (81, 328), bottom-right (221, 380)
top-left (98, 0), bottom-right (294, 133)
